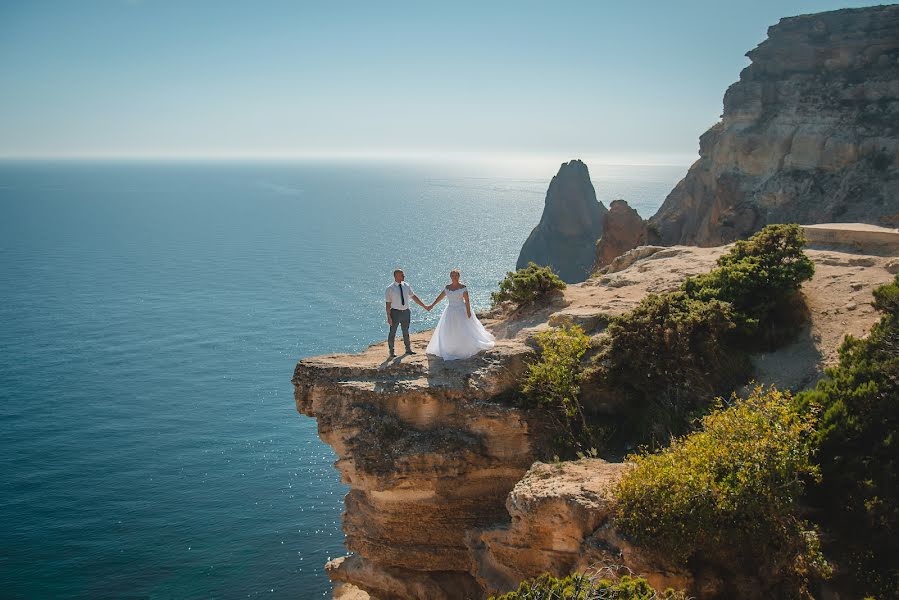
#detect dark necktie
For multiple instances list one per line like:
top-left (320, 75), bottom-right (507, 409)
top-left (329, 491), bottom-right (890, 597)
top-left (399, 284), bottom-right (405, 306)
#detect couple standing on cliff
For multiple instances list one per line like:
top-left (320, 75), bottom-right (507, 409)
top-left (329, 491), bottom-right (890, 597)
top-left (385, 269), bottom-right (495, 360)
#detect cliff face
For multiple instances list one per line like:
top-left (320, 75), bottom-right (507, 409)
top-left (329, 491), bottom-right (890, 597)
top-left (650, 5), bottom-right (899, 246)
top-left (294, 237), bottom-right (896, 599)
top-left (517, 160), bottom-right (608, 283)
top-left (293, 338), bottom-right (553, 599)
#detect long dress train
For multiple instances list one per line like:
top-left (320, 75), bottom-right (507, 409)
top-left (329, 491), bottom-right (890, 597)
top-left (426, 286), bottom-right (495, 360)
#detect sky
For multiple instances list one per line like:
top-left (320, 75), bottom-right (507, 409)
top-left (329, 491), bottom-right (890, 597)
top-left (0, 0), bottom-right (885, 161)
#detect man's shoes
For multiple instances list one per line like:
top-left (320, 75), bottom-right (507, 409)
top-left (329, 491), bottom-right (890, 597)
top-left (405, 349), bottom-right (416, 355)
top-left (388, 351), bottom-right (396, 358)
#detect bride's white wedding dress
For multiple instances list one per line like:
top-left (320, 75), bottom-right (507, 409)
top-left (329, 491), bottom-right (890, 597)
top-left (426, 286), bottom-right (496, 360)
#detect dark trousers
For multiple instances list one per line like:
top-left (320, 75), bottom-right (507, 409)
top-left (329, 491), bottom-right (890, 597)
top-left (388, 308), bottom-right (411, 353)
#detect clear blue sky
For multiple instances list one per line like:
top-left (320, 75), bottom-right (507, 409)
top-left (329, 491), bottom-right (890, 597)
top-left (0, 0), bottom-right (883, 160)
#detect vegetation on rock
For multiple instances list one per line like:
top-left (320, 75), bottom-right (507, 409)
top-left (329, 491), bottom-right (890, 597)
top-left (491, 571), bottom-right (685, 600)
top-left (588, 291), bottom-right (748, 445)
top-left (585, 224), bottom-right (814, 447)
top-left (614, 386), bottom-right (830, 597)
top-left (682, 223), bottom-right (815, 343)
top-left (520, 324), bottom-right (594, 452)
top-left (796, 274), bottom-right (899, 598)
top-left (492, 262), bottom-right (566, 307)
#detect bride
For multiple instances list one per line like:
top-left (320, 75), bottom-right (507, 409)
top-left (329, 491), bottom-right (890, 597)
top-left (425, 269), bottom-right (496, 360)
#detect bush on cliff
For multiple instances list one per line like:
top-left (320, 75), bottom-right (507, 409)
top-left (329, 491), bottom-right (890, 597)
top-left (587, 291), bottom-right (749, 445)
top-left (584, 224), bottom-right (814, 446)
top-left (492, 262), bottom-right (566, 307)
top-left (614, 386), bottom-right (830, 597)
top-left (682, 223), bottom-right (814, 342)
top-left (520, 324), bottom-right (594, 452)
top-left (491, 571), bottom-right (685, 600)
top-left (795, 274), bottom-right (899, 598)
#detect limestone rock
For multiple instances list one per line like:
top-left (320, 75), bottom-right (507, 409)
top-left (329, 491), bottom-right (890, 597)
top-left (470, 459), bottom-right (632, 595)
top-left (328, 555), bottom-right (482, 600)
top-left (801, 222), bottom-right (899, 255)
top-left (517, 160), bottom-right (607, 283)
top-left (649, 5), bottom-right (899, 247)
top-left (594, 200), bottom-right (648, 271)
top-left (601, 245), bottom-right (666, 274)
top-left (293, 336), bottom-right (554, 599)
top-left (294, 242), bottom-right (896, 599)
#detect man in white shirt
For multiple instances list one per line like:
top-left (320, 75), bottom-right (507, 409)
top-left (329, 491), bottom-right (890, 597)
top-left (385, 268), bottom-right (429, 357)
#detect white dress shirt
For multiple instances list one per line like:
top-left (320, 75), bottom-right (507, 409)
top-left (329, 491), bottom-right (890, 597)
top-left (385, 281), bottom-right (414, 310)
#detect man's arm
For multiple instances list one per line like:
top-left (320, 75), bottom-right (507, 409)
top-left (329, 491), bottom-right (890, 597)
top-left (386, 301), bottom-right (392, 324)
top-left (426, 290), bottom-right (446, 311)
top-left (412, 294), bottom-right (430, 311)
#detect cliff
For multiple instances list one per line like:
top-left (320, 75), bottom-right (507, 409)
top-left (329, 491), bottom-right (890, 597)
top-left (294, 240), bottom-right (897, 599)
top-left (516, 160), bottom-right (608, 283)
top-left (293, 339), bottom-right (547, 598)
top-left (649, 5), bottom-right (899, 247)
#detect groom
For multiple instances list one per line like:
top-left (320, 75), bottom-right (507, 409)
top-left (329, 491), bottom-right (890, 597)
top-left (385, 269), bottom-right (429, 357)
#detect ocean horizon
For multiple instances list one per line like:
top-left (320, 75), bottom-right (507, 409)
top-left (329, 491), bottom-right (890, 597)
top-left (0, 157), bottom-right (689, 598)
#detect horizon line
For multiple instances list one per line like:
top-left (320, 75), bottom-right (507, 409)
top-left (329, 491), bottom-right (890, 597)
top-left (0, 150), bottom-right (699, 167)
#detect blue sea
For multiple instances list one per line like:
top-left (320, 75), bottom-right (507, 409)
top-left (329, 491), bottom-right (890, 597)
top-left (0, 158), bottom-right (687, 599)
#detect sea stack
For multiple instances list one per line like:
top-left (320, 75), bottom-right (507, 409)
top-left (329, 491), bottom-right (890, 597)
top-left (516, 160), bottom-right (607, 283)
top-left (650, 5), bottom-right (899, 246)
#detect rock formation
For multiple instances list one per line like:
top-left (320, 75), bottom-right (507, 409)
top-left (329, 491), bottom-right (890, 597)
top-left (649, 5), bottom-right (899, 246)
top-left (293, 339), bottom-right (554, 599)
top-left (594, 200), bottom-right (648, 271)
top-left (471, 459), bottom-right (696, 596)
top-left (294, 234), bottom-right (896, 599)
top-left (516, 160), bottom-right (607, 283)
top-left (802, 222), bottom-right (899, 255)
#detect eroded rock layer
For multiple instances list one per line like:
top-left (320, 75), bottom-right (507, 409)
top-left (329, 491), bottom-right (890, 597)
top-left (293, 339), bottom-right (553, 599)
top-left (650, 5), bottom-right (899, 246)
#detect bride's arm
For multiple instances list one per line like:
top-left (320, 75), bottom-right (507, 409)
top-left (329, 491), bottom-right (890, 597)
top-left (463, 290), bottom-right (472, 318)
top-left (428, 290), bottom-right (446, 311)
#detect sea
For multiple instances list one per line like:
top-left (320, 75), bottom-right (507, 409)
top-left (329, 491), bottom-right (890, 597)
top-left (0, 157), bottom-right (689, 599)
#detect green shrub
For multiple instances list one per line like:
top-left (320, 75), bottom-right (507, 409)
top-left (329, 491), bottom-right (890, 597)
top-left (614, 386), bottom-right (829, 596)
top-left (583, 224), bottom-right (814, 447)
top-left (682, 223), bottom-right (815, 340)
top-left (491, 572), bottom-right (684, 600)
top-left (795, 274), bottom-right (899, 597)
top-left (587, 292), bottom-right (749, 444)
top-left (492, 262), bottom-right (566, 307)
top-left (521, 325), bottom-right (593, 452)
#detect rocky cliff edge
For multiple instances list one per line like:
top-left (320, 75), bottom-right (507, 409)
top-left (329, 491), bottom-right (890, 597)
top-left (649, 5), bottom-right (899, 247)
top-left (294, 237), bottom-right (897, 599)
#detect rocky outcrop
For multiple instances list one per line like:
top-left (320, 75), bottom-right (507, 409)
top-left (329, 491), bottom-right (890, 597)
top-left (802, 222), bottom-right (899, 255)
top-left (294, 242), bottom-right (896, 599)
top-left (650, 5), bottom-right (899, 247)
top-left (594, 200), bottom-right (648, 271)
top-left (469, 459), bottom-right (634, 594)
top-left (517, 160), bottom-right (607, 283)
top-left (471, 459), bottom-right (695, 596)
top-left (293, 338), bottom-right (555, 599)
